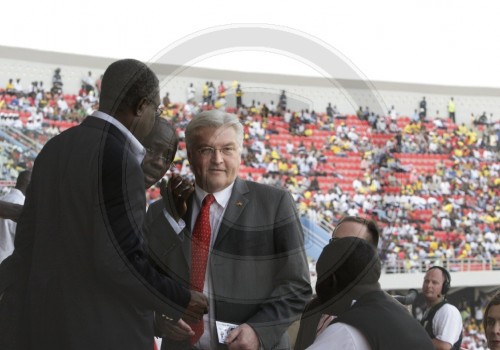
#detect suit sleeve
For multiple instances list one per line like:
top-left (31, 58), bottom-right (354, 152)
top-left (245, 189), bottom-right (312, 348)
top-left (96, 129), bottom-right (190, 319)
top-left (144, 201), bottom-right (191, 290)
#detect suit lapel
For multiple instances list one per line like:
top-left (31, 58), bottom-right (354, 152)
top-left (149, 206), bottom-right (190, 276)
top-left (214, 178), bottom-right (249, 247)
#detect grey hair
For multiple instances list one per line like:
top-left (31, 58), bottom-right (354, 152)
top-left (185, 110), bottom-right (243, 151)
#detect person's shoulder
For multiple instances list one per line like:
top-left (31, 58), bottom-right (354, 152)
top-left (38, 125), bottom-right (78, 151)
top-left (244, 180), bottom-right (288, 195)
top-left (441, 302), bottom-right (461, 314)
top-left (436, 302), bottom-right (462, 320)
top-left (82, 117), bottom-right (122, 138)
top-left (314, 323), bottom-right (370, 349)
top-left (85, 118), bottom-right (128, 151)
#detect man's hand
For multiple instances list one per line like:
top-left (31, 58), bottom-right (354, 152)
top-left (155, 316), bottom-right (194, 341)
top-left (226, 323), bottom-right (260, 350)
top-left (181, 290), bottom-right (208, 324)
top-left (160, 175), bottom-right (194, 221)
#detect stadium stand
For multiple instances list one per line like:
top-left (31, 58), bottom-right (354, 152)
top-left (0, 46), bottom-right (498, 349)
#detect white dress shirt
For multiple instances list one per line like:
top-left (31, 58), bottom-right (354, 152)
top-left (0, 188), bottom-right (25, 263)
top-left (91, 111), bottom-right (145, 164)
top-left (306, 323), bottom-right (371, 350)
top-left (163, 183), bottom-right (235, 349)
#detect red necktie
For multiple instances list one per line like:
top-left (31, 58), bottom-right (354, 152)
top-left (189, 194), bottom-right (215, 345)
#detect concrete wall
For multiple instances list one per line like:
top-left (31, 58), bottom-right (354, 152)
top-left (1, 45), bottom-right (499, 125)
top-left (380, 270), bottom-right (500, 292)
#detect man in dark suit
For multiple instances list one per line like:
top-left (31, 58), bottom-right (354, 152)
top-left (146, 110), bottom-right (311, 349)
top-left (0, 59), bottom-right (207, 350)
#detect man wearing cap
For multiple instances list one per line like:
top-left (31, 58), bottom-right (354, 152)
top-left (305, 237), bottom-right (434, 349)
top-left (295, 216), bottom-right (380, 349)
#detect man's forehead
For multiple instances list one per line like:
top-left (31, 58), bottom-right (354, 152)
top-left (488, 304), bottom-right (500, 318)
top-left (195, 126), bottom-right (236, 143)
top-left (144, 122), bottom-right (175, 146)
top-left (425, 268), bottom-right (444, 281)
top-left (333, 221), bottom-right (369, 239)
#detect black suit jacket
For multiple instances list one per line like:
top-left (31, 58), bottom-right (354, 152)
top-left (145, 178), bottom-right (312, 349)
top-left (0, 116), bottom-right (191, 350)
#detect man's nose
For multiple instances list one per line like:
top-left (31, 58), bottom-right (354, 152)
top-left (211, 149), bottom-right (224, 162)
top-left (151, 157), bottom-right (166, 168)
top-left (494, 321), bottom-right (500, 334)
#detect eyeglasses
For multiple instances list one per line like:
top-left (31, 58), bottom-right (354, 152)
top-left (145, 147), bottom-right (169, 163)
top-left (154, 107), bottom-right (163, 118)
top-left (147, 99), bottom-right (163, 118)
top-left (197, 146), bottom-right (237, 157)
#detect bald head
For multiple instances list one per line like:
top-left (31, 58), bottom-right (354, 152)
top-left (99, 59), bottom-right (159, 117)
top-left (97, 59), bottom-right (160, 141)
top-left (331, 216), bottom-right (380, 247)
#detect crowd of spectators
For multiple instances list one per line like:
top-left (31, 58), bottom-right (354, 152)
top-left (2, 77), bottom-right (499, 268)
top-left (153, 86), bottom-right (499, 350)
top-left (141, 87), bottom-right (499, 281)
top-left (1, 73), bottom-right (499, 350)
top-left (0, 70), bottom-right (102, 182)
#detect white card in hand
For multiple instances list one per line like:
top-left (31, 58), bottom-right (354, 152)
top-left (216, 321), bottom-right (239, 344)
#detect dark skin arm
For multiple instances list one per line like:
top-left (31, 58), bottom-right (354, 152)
top-left (431, 338), bottom-right (453, 350)
top-left (0, 200), bottom-right (23, 222)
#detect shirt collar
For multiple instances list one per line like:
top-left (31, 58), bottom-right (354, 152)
top-left (194, 182), bottom-right (234, 209)
top-left (91, 111), bottom-right (146, 164)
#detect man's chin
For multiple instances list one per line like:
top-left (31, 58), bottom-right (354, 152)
top-left (144, 176), bottom-right (157, 189)
top-left (423, 292), bottom-right (438, 300)
top-left (204, 180), bottom-right (229, 193)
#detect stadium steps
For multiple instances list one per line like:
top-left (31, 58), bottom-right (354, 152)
top-left (4, 126), bottom-right (43, 156)
top-left (0, 128), bottom-right (27, 152)
top-left (300, 216), bottom-right (330, 260)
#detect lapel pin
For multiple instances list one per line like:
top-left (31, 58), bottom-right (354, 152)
top-left (236, 201), bottom-right (243, 207)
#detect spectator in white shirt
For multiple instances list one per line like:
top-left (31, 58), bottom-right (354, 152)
top-left (0, 170), bottom-right (31, 263)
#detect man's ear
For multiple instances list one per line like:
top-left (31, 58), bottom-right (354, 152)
top-left (136, 97), bottom-right (148, 117)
